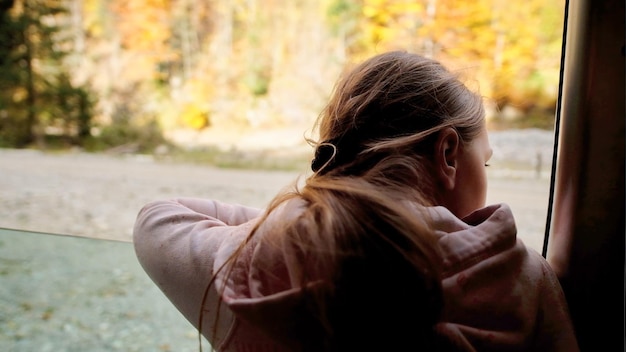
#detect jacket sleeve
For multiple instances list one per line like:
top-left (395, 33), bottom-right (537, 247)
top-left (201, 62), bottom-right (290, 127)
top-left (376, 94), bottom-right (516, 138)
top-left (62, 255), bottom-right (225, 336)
top-left (132, 198), bottom-right (263, 348)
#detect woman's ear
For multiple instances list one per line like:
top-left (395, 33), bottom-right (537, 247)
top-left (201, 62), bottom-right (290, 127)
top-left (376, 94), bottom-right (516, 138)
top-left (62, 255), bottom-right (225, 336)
top-left (434, 127), bottom-right (460, 190)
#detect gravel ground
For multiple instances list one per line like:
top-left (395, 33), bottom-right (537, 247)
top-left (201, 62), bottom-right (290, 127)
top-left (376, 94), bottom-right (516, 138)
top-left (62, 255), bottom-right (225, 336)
top-left (0, 128), bottom-right (556, 351)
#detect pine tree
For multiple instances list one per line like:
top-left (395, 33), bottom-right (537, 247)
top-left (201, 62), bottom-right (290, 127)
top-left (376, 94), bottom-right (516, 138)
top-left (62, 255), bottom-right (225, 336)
top-left (0, 0), bottom-right (94, 148)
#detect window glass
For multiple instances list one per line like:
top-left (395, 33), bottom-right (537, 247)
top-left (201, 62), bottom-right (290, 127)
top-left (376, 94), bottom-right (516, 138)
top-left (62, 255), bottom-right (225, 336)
top-left (0, 228), bottom-right (206, 351)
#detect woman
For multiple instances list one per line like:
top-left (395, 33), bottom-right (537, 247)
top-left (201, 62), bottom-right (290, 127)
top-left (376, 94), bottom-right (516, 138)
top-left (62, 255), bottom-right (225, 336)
top-left (134, 51), bottom-right (578, 351)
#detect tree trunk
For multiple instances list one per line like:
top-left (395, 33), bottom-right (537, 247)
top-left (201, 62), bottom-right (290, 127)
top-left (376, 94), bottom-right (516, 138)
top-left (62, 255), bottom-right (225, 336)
top-left (23, 3), bottom-right (38, 146)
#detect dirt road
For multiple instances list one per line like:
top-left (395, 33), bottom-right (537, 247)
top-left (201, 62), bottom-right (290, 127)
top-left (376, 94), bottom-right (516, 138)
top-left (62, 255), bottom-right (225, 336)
top-left (1, 147), bottom-right (550, 252)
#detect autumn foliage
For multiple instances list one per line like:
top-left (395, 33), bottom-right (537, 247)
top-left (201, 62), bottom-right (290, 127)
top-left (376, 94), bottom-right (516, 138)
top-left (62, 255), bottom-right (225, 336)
top-left (0, 0), bottom-right (565, 150)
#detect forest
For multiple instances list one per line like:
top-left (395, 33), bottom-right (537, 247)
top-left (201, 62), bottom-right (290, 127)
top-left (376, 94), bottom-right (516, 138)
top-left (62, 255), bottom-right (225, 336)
top-left (0, 0), bottom-right (565, 152)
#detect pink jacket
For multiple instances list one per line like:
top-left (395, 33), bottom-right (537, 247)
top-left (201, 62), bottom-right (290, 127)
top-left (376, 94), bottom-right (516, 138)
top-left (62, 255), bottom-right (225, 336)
top-left (133, 198), bottom-right (578, 351)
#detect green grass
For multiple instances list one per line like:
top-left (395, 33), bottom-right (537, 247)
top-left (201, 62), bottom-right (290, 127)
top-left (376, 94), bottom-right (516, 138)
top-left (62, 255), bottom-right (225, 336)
top-left (165, 146), bottom-right (312, 172)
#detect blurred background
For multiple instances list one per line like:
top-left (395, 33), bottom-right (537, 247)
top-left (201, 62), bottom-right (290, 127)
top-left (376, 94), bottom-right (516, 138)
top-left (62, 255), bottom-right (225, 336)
top-left (0, 0), bottom-right (564, 154)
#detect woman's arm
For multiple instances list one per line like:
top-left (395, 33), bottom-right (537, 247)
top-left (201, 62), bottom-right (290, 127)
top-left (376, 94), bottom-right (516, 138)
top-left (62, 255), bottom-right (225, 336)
top-left (133, 198), bottom-right (263, 347)
top-left (144, 197), bottom-right (263, 226)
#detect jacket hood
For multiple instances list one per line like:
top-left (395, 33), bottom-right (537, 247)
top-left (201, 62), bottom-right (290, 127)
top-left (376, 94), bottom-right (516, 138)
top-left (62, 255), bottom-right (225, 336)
top-left (213, 203), bottom-right (577, 351)
top-left (432, 204), bottom-right (577, 351)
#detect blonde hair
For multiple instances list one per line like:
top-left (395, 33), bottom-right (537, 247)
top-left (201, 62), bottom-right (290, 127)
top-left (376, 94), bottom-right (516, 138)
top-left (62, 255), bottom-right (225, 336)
top-left (205, 51), bottom-right (484, 351)
top-left (312, 51), bottom-right (485, 202)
